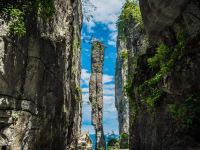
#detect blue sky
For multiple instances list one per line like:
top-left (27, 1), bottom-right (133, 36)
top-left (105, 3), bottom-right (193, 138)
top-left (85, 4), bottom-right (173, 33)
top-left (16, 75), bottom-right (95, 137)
top-left (81, 0), bottom-right (125, 135)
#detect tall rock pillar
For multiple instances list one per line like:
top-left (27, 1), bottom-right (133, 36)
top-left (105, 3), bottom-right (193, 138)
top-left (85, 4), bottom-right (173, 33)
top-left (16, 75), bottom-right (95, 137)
top-left (89, 41), bottom-right (106, 149)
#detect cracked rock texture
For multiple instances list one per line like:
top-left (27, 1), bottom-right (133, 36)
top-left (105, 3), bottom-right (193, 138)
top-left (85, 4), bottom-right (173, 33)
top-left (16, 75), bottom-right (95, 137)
top-left (115, 35), bottom-right (129, 148)
top-left (0, 0), bottom-right (82, 149)
top-left (89, 41), bottom-right (106, 149)
top-left (124, 0), bottom-right (200, 150)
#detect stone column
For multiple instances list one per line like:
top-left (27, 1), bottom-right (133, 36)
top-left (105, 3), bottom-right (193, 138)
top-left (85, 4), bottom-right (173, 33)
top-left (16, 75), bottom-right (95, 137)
top-left (89, 41), bottom-right (106, 149)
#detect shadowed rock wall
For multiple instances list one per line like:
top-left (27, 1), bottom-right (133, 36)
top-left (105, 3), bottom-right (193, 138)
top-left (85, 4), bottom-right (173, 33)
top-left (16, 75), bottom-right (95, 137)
top-left (117, 0), bottom-right (200, 149)
top-left (129, 0), bottom-right (200, 149)
top-left (0, 0), bottom-right (82, 149)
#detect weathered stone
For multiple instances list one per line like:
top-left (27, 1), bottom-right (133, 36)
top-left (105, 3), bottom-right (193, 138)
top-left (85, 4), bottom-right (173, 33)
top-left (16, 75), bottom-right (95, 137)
top-left (0, 0), bottom-right (82, 149)
top-left (116, 3), bottom-right (149, 147)
top-left (122, 0), bottom-right (200, 149)
top-left (115, 35), bottom-right (129, 148)
top-left (89, 41), bottom-right (106, 149)
top-left (139, 0), bottom-right (189, 40)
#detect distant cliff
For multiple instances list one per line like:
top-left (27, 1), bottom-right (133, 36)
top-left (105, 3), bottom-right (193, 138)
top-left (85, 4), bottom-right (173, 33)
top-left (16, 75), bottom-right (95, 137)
top-left (0, 0), bottom-right (82, 149)
top-left (116, 0), bottom-right (200, 149)
top-left (115, 23), bottom-right (129, 148)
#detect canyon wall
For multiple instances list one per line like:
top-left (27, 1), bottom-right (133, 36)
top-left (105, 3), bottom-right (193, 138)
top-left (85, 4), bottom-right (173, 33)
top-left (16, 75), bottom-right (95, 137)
top-left (115, 32), bottom-right (129, 148)
top-left (117, 0), bottom-right (200, 149)
top-left (0, 0), bottom-right (82, 149)
top-left (89, 41), bottom-right (106, 149)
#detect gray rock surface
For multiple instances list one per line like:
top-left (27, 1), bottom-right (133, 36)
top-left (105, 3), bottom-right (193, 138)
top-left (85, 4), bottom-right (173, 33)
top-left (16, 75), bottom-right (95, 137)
top-left (89, 41), bottom-right (106, 149)
top-left (116, 5), bottom-right (148, 147)
top-left (126, 0), bottom-right (200, 149)
top-left (139, 0), bottom-right (189, 40)
top-left (0, 0), bottom-right (82, 149)
top-left (140, 0), bottom-right (200, 41)
top-left (115, 35), bottom-right (129, 148)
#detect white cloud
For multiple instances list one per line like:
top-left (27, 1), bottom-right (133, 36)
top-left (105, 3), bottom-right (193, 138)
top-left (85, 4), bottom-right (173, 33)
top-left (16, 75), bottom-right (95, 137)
top-left (104, 84), bottom-right (115, 89)
top-left (103, 74), bottom-right (114, 84)
top-left (110, 32), bottom-right (117, 41)
top-left (82, 92), bottom-right (89, 102)
top-left (103, 95), bottom-right (115, 105)
top-left (83, 0), bottom-right (125, 47)
top-left (81, 68), bottom-right (114, 86)
top-left (81, 125), bottom-right (95, 134)
top-left (103, 83), bottom-right (115, 96)
top-left (108, 23), bottom-right (117, 32)
top-left (108, 40), bottom-right (116, 47)
top-left (82, 88), bottom-right (89, 93)
top-left (89, 0), bottom-right (124, 25)
top-left (81, 68), bottom-right (118, 134)
top-left (108, 31), bottom-right (118, 47)
top-left (81, 69), bottom-right (91, 86)
top-left (84, 19), bottom-right (96, 33)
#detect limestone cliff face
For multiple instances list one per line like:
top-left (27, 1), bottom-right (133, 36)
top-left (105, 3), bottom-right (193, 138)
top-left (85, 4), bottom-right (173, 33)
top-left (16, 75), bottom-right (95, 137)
top-left (89, 41), bottom-right (105, 149)
top-left (0, 0), bottom-right (82, 149)
top-left (116, 1), bottom-right (149, 147)
top-left (115, 35), bottom-right (129, 148)
top-left (123, 0), bottom-right (200, 150)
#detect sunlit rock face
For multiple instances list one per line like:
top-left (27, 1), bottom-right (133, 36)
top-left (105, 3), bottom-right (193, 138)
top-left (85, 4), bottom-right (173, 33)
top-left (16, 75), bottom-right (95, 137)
top-left (116, 2), bottom-right (149, 146)
top-left (127, 0), bottom-right (200, 150)
top-left (89, 41), bottom-right (106, 149)
top-left (0, 0), bottom-right (82, 149)
top-left (115, 35), bottom-right (129, 148)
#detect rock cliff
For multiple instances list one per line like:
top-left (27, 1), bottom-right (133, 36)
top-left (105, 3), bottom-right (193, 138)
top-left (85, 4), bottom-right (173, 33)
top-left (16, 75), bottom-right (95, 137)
top-left (116, 1), bottom-right (148, 148)
top-left (89, 41), bottom-right (106, 149)
top-left (115, 32), bottom-right (129, 148)
top-left (0, 0), bottom-right (82, 149)
top-left (117, 0), bottom-right (200, 149)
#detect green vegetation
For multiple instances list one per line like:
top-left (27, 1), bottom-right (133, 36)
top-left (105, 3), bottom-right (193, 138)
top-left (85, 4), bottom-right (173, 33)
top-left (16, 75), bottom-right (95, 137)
top-left (73, 38), bottom-right (81, 50)
top-left (2, 7), bottom-right (27, 36)
top-left (168, 93), bottom-right (200, 130)
top-left (107, 132), bottom-right (120, 149)
top-left (5, 8), bottom-right (26, 37)
top-left (124, 77), bottom-right (138, 125)
top-left (75, 86), bottom-right (82, 94)
top-left (120, 133), bottom-right (129, 148)
top-left (1, 0), bottom-right (55, 36)
top-left (118, 0), bottom-right (143, 38)
top-left (123, 75), bottom-right (133, 100)
top-left (11, 111), bottom-right (19, 125)
top-left (119, 50), bottom-right (128, 61)
top-left (82, 0), bottom-right (96, 21)
top-left (120, 133), bottom-right (129, 139)
top-left (37, 0), bottom-right (55, 18)
top-left (91, 101), bottom-right (97, 107)
top-left (93, 41), bottom-right (105, 51)
top-left (148, 44), bottom-right (171, 69)
top-left (75, 86), bottom-right (82, 102)
top-left (138, 33), bottom-right (186, 109)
